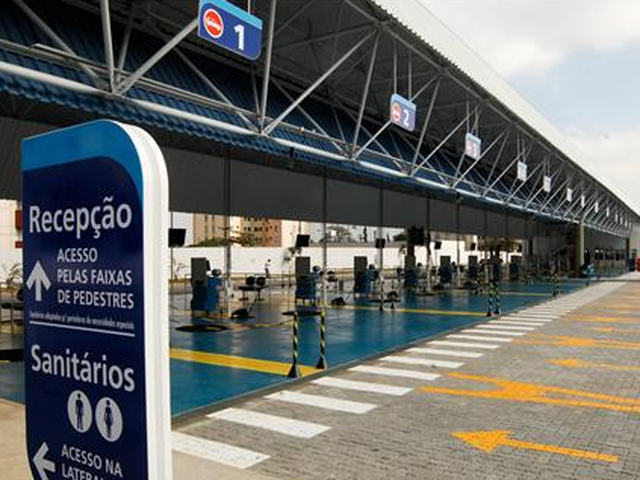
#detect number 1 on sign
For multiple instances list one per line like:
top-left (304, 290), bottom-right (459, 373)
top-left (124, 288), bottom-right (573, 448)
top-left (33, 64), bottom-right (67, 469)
top-left (235, 24), bottom-right (245, 51)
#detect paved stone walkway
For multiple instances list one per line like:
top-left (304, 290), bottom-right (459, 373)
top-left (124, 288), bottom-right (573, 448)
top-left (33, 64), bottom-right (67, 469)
top-left (4, 278), bottom-right (640, 480)
top-left (176, 278), bottom-right (640, 480)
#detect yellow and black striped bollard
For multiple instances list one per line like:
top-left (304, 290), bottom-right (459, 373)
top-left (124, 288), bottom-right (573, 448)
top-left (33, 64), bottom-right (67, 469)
top-left (287, 312), bottom-right (301, 379)
top-left (316, 309), bottom-right (328, 370)
top-left (486, 280), bottom-right (494, 317)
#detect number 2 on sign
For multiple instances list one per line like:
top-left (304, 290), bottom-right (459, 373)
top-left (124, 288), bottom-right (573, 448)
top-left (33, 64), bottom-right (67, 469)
top-left (234, 24), bottom-right (245, 51)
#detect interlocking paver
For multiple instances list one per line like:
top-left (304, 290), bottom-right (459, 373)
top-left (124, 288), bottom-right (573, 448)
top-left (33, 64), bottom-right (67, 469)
top-left (177, 280), bottom-right (640, 480)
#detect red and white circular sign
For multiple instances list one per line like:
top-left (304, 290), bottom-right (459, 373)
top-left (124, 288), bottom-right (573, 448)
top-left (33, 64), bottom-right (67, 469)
top-left (204, 8), bottom-right (224, 39)
top-left (391, 102), bottom-right (402, 123)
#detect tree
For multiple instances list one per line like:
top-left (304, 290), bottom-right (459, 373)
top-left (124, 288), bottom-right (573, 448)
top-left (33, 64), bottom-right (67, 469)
top-left (190, 232), bottom-right (258, 247)
top-left (327, 225), bottom-right (354, 243)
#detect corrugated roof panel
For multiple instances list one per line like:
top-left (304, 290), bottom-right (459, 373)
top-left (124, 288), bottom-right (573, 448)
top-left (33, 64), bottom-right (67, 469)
top-left (368, 0), bottom-right (632, 211)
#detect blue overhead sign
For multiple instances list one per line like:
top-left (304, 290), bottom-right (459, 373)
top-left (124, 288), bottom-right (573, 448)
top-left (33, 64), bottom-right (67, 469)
top-left (198, 0), bottom-right (263, 61)
top-left (465, 133), bottom-right (482, 160)
top-left (390, 94), bottom-right (417, 132)
top-left (23, 121), bottom-right (171, 480)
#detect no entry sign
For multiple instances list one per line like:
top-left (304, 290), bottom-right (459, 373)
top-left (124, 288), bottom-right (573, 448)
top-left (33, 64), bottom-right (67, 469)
top-left (23, 121), bottom-right (171, 480)
top-left (198, 0), bottom-right (263, 61)
top-left (390, 93), bottom-right (417, 132)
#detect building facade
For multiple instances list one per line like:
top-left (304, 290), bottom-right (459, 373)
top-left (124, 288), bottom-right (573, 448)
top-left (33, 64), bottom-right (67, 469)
top-left (192, 214), bottom-right (309, 247)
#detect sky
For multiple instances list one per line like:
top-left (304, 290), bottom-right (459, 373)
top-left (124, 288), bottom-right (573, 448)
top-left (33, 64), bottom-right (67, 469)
top-left (422, 0), bottom-right (640, 212)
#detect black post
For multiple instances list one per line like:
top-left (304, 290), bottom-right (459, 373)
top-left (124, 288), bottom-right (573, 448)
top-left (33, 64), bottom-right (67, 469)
top-left (316, 309), bottom-right (328, 370)
top-left (288, 312), bottom-right (301, 379)
top-left (486, 271), bottom-right (493, 317)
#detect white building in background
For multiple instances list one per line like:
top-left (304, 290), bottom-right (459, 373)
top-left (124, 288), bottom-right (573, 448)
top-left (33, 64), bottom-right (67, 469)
top-left (192, 214), bottom-right (309, 248)
top-left (0, 199), bottom-right (21, 250)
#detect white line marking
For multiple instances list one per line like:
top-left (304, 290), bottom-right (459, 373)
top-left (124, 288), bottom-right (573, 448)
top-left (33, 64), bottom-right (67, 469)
top-left (430, 340), bottom-right (500, 350)
top-left (474, 324), bottom-right (536, 331)
top-left (382, 356), bottom-right (464, 369)
top-left (524, 310), bottom-right (569, 315)
top-left (265, 391), bottom-right (376, 414)
top-left (29, 321), bottom-right (135, 337)
top-left (523, 309), bottom-right (569, 315)
top-left (350, 365), bottom-right (441, 381)
top-left (468, 328), bottom-right (525, 337)
top-left (172, 432), bottom-right (269, 469)
top-left (448, 334), bottom-right (513, 343)
top-left (502, 317), bottom-right (554, 322)
top-left (409, 347), bottom-right (483, 358)
top-left (208, 408), bottom-right (330, 438)
top-left (490, 320), bottom-right (545, 327)
top-left (312, 377), bottom-right (412, 396)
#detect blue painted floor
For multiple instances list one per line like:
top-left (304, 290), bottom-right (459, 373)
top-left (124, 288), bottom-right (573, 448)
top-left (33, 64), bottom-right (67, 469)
top-left (0, 361), bottom-right (24, 403)
top-left (0, 280), bottom-right (587, 416)
top-left (168, 280), bottom-right (586, 416)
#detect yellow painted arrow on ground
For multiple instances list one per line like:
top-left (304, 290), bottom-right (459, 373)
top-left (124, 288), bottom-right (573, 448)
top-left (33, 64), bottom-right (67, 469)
top-left (453, 430), bottom-right (618, 463)
top-left (591, 327), bottom-right (640, 334)
top-left (421, 373), bottom-right (640, 413)
top-left (515, 334), bottom-right (640, 350)
top-left (566, 316), bottom-right (639, 324)
top-left (550, 358), bottom-right (640, 372)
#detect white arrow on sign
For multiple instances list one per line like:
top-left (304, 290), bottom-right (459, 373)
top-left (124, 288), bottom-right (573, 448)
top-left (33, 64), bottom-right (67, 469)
top-left (33, 442), bottom-right (55, 480)
top-left (26, 261), bottom-right (51, 302)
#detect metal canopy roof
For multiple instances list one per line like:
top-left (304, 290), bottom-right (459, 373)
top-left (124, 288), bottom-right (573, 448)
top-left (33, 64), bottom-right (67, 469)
top-left (369, 0), bottom-right (633, 213)
top-left (0, 0), bottom-right (635, 237)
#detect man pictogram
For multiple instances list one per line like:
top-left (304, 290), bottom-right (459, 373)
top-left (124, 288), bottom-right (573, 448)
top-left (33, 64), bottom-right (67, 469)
top-left (104, 399), bottom-right (114, 439)
top-left (75, 393), bottom-right (84, 431)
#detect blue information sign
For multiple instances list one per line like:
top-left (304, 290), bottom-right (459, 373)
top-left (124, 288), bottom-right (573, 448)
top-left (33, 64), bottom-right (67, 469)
top-left (23, 121), bottom-right (171, 480)
top-left (464, 133), bottom-right (482, 160)
top-left (390, 94), bottom-right (417, 132)
top-left (198, 0), bottom-right (263, 61)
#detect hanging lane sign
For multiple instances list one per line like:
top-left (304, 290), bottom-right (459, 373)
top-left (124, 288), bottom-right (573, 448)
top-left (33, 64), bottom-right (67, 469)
top-left (198, 0), bottom-right (263, 61)
top-left (390, 93), bottom-right (417, 132)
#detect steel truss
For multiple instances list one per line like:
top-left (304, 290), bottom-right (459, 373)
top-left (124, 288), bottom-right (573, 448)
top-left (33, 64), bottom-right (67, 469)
top-left (1, 0), bottom-right (634, 237)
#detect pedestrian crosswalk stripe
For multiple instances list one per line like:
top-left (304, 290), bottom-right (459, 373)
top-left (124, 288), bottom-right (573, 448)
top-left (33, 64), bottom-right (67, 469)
top-left (265, 391), bottom-right (376, 414)
top-left (430, 340), bottom-right (500, 350)
top-left (350, 365), bottom-right (440, 381)
top-left (491, 320), bottom-right (546, 327)
top-left (503, 316), bottom-right (554, 323)
top-left (209, 408), bottom-right (330, 438)
top-left (468, 328), bottom-right (525, 337)
top-left (172, 432), bottom-right (270, 469)
top-left (312, 377), bottom-right (412, 396)
top-left (382, 355), bottom-right (464, 369)
top-left (409, 347), bottom-right (483, 358)
top-left (475, 324), bottom-right (536, 331)
top-left (448, 334), bottom-right (513, 343)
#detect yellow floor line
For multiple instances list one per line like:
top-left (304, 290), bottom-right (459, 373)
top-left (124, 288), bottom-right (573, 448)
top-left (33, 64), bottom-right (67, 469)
top-left (334, 304), bottom-right (485, 317)
top-left (170, 348), bottom-right (319, 377)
